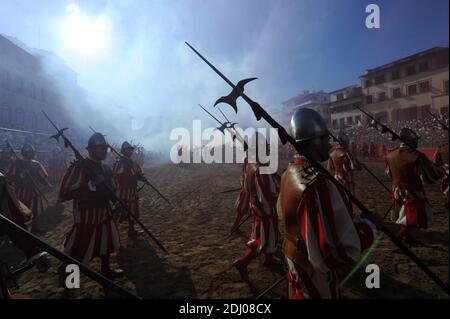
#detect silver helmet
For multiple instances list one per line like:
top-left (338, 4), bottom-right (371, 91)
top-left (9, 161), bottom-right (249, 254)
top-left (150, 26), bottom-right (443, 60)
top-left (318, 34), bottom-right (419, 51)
top-left (121, 141), bottom-right (135, 153)
top-left (21, 143), bottom-right (36, 155)
top-left (290, 108), bottom-right (330, 161)
top-left (290, 108), bottom-right (329, 142)
top-left (87, 132), bottom-right (108, 149)
top-left (399, 127), bottom-right (420, 148)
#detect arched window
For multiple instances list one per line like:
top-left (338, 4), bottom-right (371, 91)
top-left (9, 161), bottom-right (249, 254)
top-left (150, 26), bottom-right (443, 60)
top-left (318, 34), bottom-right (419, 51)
top-left (0, 105), bottom-right (12, 126)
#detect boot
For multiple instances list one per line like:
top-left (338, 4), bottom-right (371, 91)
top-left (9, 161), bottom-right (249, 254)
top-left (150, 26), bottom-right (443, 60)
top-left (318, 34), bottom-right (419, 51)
top-left (101, 255), bottom-right (124, 279)
top-left (30, 214), bottom-right (41, 233)
top-left (127, 220), bottom-right (143, 237)
top-left (233, 250), bottom-right (256, 283)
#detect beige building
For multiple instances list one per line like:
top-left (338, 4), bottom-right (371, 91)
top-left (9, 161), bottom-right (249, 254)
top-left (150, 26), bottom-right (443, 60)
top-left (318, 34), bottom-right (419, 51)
top-left (329, 85), bottom-right (363, 129)
top-left (359, 47), bottom-right (449, 123)
top-left (281, 90), bottom-right (330, 127)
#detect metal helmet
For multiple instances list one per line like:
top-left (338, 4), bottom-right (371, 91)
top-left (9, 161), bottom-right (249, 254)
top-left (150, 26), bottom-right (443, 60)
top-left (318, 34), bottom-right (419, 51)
top-left (121, 141), bottom-right (135, 153)
top-left (290, 108), bottom-right (330, 161)
top-left (290, 108), bottom-right (329, 142)
top-left (86, 132), bottom-right (108, 149)
top-left (337, 131), bottom-right (350, 148)
top-left (21, 143), bottom-right (36, 156)
top-left (399, 127), bottom-right (420, 148)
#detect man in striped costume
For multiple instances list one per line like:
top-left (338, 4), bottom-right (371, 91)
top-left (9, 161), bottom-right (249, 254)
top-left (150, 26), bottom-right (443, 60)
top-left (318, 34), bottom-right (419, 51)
top-left (231, 156), bottom-right (250, 231)
top-left (233, 133), bottom-right (281, 283)
top-left (278, 108), bottom-right (380, 299)
top-left (0, 172), bottom-right (50, 299)
top-left (6, 143), bottom-right (50, 233)
top-left (58, 133), bottom-right (122, 278)
top-left (328, 132), bottom-right (362, 193)
top-left (385, 128), bottom-right (444, 244)
top-left (112, 141), bottom-right (145, 237)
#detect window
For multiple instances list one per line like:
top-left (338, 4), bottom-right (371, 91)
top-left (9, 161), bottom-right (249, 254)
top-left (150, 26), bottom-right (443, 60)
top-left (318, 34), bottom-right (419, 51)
top-left (419, 81), bottom-right (430, 93)
top-left (336, 93), bottom-right (344, 101)
top-left (392, 87), bottom-right (402, 98)
top-left (366, 95), bottom-right (373, 104)
top-left (364, 79), bottom-right (372, 88)
top-left (355, 115), bottom-right (362, 124)
top-left (30, 83), bottom-right (36, 99)
top-left (332, 119), bottom-right (338, 128)
top-left (374, 75), bottom-right (385, 85)
top-left (391, 70), bottom-right (401, 80)
top-left (14, 108), bottom-right (24, 126)
top-left (444, 80), bottom-right (449, 94)
top-left (406, 65), bottom-right (416, 76)
top-left (347, 117), bottom-right (353, 125)
top-left (0, 69), bottom-right (11, 89)
top-left (418, 61), bottom-right (429, 72)
top-left (407, 84), bottom-right (417, 95)
top-left (339, 118), bottom-right (345, 127)
top-left (378, 92), bottom-right (386, 101)
top-left (15, 76), bottom-right (24, 94)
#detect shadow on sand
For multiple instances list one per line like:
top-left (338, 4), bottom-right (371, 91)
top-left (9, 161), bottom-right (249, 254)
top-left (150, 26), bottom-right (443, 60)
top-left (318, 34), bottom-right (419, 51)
top-left (116, 236), bottom-right (197, 298)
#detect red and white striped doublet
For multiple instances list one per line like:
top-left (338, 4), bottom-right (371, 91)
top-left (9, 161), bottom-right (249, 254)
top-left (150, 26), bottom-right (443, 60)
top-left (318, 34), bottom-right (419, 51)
top-left (6, 160), bottom-right (48, 218)
top-left (112, 157), bottom-right (143, 221)
top-left (245, 163), bottom-right (280, 255)
top-left (59, 160), bottom-right (120, 264)
top-left (279, 156), bottom-right (376, 299)
top-left (385, 146), bottom-right (443, 228)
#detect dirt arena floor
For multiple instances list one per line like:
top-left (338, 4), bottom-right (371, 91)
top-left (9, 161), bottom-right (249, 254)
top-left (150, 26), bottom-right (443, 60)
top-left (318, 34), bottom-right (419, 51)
top-left (1, 160), bottom-right (448, 299)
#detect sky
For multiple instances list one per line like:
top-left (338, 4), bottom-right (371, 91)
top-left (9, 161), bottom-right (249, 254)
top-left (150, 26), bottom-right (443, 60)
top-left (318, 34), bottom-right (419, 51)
top-left (0, 0), bottom-right (448, 148)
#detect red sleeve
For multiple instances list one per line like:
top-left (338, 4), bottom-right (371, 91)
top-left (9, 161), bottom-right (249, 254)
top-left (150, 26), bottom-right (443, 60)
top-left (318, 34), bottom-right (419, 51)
top-left (58, 162), bottom-right (89, 202)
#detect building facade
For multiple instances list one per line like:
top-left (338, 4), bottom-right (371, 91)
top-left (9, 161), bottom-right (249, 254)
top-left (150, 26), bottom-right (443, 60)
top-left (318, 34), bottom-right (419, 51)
top-left (281, 90), bottom-right (330, 126)
top-left (329, 85), bottom-right (363, 129)
top-left (359, 47), bottom-right (449, 123)
top-left (0, 34), bottom-right (132, 151)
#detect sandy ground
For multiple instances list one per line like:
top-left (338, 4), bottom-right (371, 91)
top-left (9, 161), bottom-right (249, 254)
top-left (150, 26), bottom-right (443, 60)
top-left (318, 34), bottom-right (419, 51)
top-left (1, 160), bottom-right (448, 299)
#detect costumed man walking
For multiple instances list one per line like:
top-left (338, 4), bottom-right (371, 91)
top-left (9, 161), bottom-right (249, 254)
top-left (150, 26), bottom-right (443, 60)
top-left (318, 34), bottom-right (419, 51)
top-left (328, 132), bottom-right (362, 193)
top-left (6, 144), bottom-right (51, 233)
top-left (233, 133), bottom-right (281, 284)
top-left (433, 143), bottom-right (449, 208)
top-left (385, 128), bottom-right (443, 244)
top-left (277, 108), bottom-right (380, 299)
top-left (0, 172), bottom-right (50, 299)
top-left (58, 133), bottom-right (122, 278)
top-left (112, 141), bottom-right (145, 237)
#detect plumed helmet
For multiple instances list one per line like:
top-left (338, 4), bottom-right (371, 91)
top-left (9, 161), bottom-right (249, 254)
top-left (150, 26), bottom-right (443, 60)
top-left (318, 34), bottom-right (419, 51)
top-left (87, 132), bottom-right (108, 149)
top-left (290, 108), bottom-right (329, 142)
top-left (399, 127), bottom-right (420, 148)
top-left (21, 143), bottom-right (35, 155)
top-left (337, 131), bottom-right (350, 147)
top-left (121, 141), bottom-right (135, 153)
